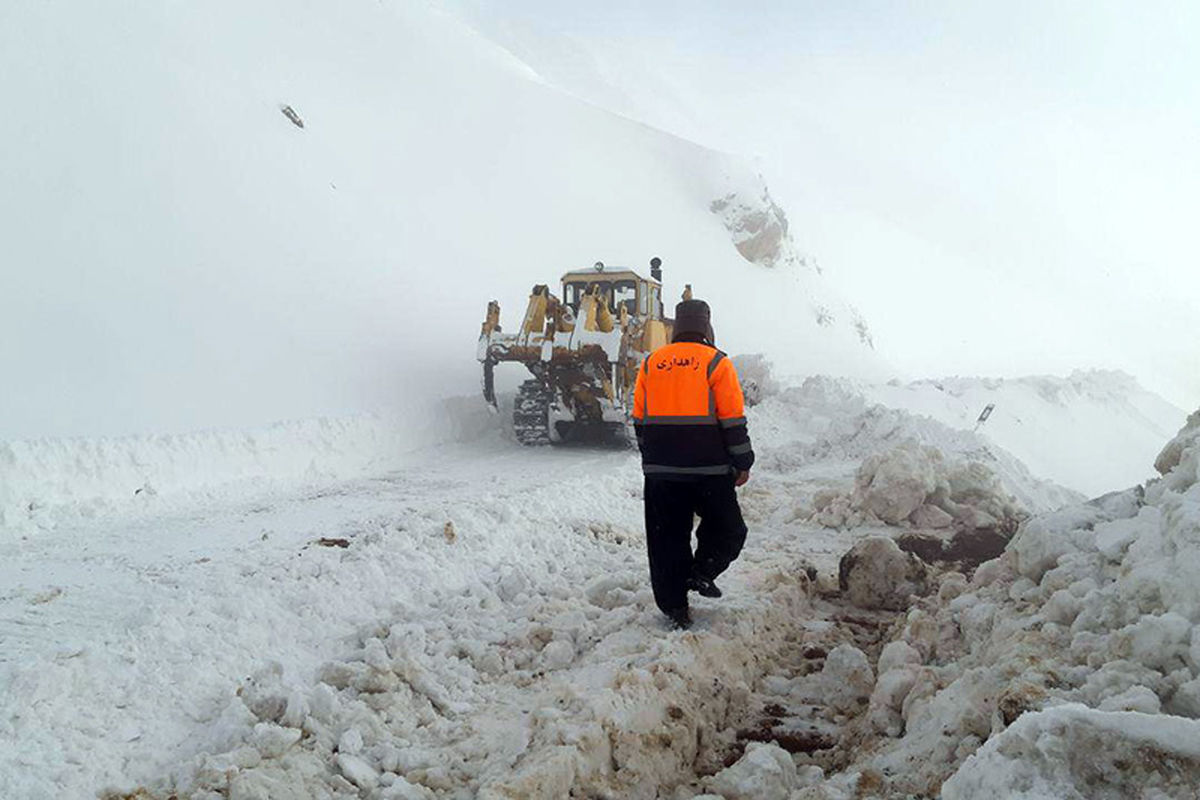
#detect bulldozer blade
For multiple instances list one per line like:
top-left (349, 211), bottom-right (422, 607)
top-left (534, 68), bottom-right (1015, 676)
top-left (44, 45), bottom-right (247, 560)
top-left (482, 358), bottom-right (498, 409)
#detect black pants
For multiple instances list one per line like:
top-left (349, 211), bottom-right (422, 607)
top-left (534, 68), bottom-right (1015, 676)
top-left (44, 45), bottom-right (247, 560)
top-left (643, 475), bottom-right (748, 614)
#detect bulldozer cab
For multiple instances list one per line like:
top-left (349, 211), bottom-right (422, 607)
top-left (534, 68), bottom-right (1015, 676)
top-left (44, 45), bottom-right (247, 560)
top-left (561, 265), bottom-right (663, 320)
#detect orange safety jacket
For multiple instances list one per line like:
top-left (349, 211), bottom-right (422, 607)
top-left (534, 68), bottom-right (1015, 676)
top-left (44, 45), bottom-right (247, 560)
top-left (632, 341), bottom-right (755, 477)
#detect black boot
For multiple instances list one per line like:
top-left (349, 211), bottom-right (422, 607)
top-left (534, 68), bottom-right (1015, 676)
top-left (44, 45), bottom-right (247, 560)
top-left (665, 606), bottom-right (692, 630)
top-left (686, 571), bottom-right (722, 598)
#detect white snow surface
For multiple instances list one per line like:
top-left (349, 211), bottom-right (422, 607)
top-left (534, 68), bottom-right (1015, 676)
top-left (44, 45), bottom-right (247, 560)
top-left (795, 405), bottom-right (1200, 797)
top-left (1, 376), bottom-right (1075, 799)
top-left (865, 370), bottom-right (1187, 497)
top-left (7, 370), bottom-right (1199, 798)
top-left (0, 396), bottom-right (495, 541)
top-left (942, 704), bottom-right (1200, 799)
top-left (4, 2), bottom-right (1198, 795)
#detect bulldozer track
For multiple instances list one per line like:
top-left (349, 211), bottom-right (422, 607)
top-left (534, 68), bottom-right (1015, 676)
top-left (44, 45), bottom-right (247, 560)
top-left (513, 379), bottom-right (553, 446)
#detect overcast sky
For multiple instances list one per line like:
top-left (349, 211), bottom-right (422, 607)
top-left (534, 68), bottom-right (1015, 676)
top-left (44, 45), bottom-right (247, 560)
top-left (456, 1), bottom-right (1199, 407)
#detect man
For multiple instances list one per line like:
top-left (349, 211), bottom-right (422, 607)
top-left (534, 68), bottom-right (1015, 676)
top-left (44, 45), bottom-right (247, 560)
top-left (632, 298), bottom-right (754, 630)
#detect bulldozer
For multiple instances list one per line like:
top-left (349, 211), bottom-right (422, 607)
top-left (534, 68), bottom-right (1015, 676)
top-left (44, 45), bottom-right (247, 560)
top-left (478, 258), bottom-right (678, 445)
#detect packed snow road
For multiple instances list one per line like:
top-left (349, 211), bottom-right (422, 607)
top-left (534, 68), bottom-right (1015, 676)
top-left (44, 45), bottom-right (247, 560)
top-left (0, 380), bottom-right (1080, 799)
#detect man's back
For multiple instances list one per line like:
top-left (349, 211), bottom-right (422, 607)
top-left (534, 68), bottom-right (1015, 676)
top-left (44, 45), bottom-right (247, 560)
top-left (631, 297), bottom-right (755, 629)
top-left (632, 341), bottom-right (754, 478)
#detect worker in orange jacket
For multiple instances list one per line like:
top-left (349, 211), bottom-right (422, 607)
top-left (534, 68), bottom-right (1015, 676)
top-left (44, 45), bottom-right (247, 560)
top-left (632, 299), bottom-right (754, 630)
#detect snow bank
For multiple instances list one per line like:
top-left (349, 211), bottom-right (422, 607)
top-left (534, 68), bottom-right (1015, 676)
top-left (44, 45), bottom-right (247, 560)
top-left (942, 704), bottom-right (1200, 799)
top-left (866, 370), bottom-right (1186, 497)
top-left (813, 406), bottom-right (1200, 795)
top-left (112, 520), bottom-right (817, 800)
top-left (813, 439), bottom-right (1025, 531)
top-left (747, 377), bottom-right (1081, 523)
top-left (12, 368), bottom-right (1176, 799)
top-left (3, 370), bottom-right (1018, 799)
top-left (688, 405), bottom-right (1200, 798)
top-left (0, 396), bottom-right (494, 539)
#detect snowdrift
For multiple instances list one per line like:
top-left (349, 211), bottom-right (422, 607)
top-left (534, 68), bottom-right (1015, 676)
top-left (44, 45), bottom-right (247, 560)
top-left (867, 370), bottom-right (1186, 497)
top-left (0, 395), bottom-right (494, 539)
top-left (747, 375), bottom-right (1081, 516)
top-left (709, 407), bottom-right (1200, 797)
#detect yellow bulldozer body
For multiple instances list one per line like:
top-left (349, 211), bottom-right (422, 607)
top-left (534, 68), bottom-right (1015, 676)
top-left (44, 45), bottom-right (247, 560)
top-left (477, 262), bottom-right (674, 444)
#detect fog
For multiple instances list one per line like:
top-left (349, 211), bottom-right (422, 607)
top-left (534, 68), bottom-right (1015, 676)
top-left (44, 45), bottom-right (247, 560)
top-left (455, 0), bottom-right (1200, 408)
top-left (0, 0), bottom-right (877, 441)
top-left (2, 1), bottom-right (1194, 445)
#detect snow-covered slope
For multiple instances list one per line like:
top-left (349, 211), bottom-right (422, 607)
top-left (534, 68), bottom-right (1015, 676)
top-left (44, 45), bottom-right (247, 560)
top-left (0, 0), bottom-right (881, 530)
top-left (866, 370), bottom-right (1187, 497)
top-left (0, 0), bottom-right (880, 440)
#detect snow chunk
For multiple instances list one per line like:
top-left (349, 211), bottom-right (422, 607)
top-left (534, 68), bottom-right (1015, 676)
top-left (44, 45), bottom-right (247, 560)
top-left (731, 354), bottom-right (780, 407)
top-left (854, 441), bottom-right (942, 524)
top-left (380, 776), bottom-right (436, 799)
top-left (819, 645), bottom-right (876, 713)
top-left (582, 574), bottom-right (639, 610)
top-left (1154, 409), bottom-right (1200, 481)
top-left (336, 753), bottom-right (379, 790)
top-left (1042, 589), bottom-right (1082, 626)
top-left (1111, 612), bottom-right (1192, 672)
top-left (839, 536), bottom-right (929, 611)
top-left (877, 640), bottom-right (922, 676)
top-left (338, 727), bottom-right (364, 755)
top-left (1097, 685), bottom-right (1161, 714)
top-left (251, 722), bottom-right (301, 759)
top-left (815, 438), bottom-right (1026, 533)
top-left (910, 503), bottom-right (954, 529)
top-left (1009, 505), bottom-right (1108, 582)
top-left (705, 741), bottom-right (797, 800)
top-left (540, 639), bottom-right (575, 670)
top-left (942, 704), bottom-right (1200, 799)
top-left (241, 662), bottom-right (288, 724)
top-left (868, 665), bottom-right (922, 737)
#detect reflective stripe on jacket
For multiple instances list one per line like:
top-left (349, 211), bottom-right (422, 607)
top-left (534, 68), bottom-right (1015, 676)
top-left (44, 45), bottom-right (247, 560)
top-left (632, 342), bottom-right (755, 477)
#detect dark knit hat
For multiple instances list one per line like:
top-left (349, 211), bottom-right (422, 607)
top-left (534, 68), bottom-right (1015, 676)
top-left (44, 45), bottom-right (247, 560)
top-left (673, 299), bottom-right (715, 344)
